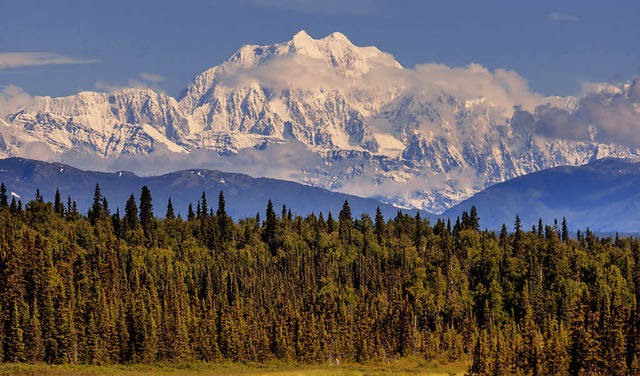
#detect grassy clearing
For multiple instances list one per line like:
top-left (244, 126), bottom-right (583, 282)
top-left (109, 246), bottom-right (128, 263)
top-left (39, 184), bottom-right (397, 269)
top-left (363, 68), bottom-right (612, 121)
top-left (0, 359), bottom-right (469, 376)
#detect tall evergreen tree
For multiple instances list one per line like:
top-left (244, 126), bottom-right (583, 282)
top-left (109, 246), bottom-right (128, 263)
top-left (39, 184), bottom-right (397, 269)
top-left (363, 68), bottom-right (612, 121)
top-left (166, 198), bottom-right (175, 220)
top-left (88, 183), bottom-right (104, 224)
top-left (338, 200), bottom-right (353, 243)
top-left (124, 194), bottom-right (139, 231)
top-left (187, 203), bottom-right (195, 221)
top-left (469, 205), bottom-right (480, 231)
top-left (217, 191), bottom-right (232, 243)
top-left (0, 182), bottom-right (8, 208)
top-left (264, 199), bottom-right (277, 255)
top-left (200, 192), bottom-right (208, 219)
top-left (374, 206), bottom-right (385, 245)
top-left (562, 217), bottom-right (569, 242)
top-left (112, 208), bottom-right (122, 237)
top-left (54, 188), bottom-right (64, 216)
top-left (10, 198), bottom-right (20, 213)
top-left (327, 212), bottom-right (336, 233)
top-left (139, 185), bottom-right (154, 241)
top-left (102, 196), bottom-right (110, 216)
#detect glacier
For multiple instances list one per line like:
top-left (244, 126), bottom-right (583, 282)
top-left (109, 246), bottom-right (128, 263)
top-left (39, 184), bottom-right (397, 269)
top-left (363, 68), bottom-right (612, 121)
top-left (1, 30), bottom-right (639, 213)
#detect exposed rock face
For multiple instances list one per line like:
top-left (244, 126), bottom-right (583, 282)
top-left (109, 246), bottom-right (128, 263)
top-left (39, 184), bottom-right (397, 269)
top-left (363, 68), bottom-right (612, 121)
top-left (2, 31), bottom-right (638, 213)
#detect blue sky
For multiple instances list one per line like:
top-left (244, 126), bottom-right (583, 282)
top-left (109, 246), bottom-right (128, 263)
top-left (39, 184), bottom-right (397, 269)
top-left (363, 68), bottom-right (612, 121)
top-left (1, 0), bottom-right (639, 98)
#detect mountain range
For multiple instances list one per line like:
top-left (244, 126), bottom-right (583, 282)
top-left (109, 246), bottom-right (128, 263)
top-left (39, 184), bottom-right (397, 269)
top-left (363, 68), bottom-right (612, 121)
top-left (0, 157), bottom-right (410, 220)
top-left (444, 158), bottom-right (640, 233)
top-left (4, 157), bottom-right (639, 234)
top-left (1, 31), bottom-right (638, 213)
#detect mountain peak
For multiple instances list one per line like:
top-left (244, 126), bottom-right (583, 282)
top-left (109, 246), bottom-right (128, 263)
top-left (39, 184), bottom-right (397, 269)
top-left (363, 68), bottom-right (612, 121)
top-left (292, 30), bottom-right (312, 41)
top-left (289, 30), bottom-right (322, 58)
top-left (324, 31), bottom-right (351, 43)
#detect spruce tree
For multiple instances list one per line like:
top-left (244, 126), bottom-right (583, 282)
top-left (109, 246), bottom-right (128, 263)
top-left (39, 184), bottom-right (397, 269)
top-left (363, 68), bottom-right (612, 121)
top-left (66, 196), bottom-right (72, 217)
top-left (562, 217), bottom-right (569, 242)
top-left (139, 185), bottom-right (154, 241)
top-left (338, 200), bottom-right (353, 243)
top-left (217, 191), bottom-right (231, 243)
top-left (187, 203), bottom-right (195, 221)
top-left (54, 188), bottom-right (65, 216)
top-left (374, 206), bottom-right (385, 244)
top-left (102, 196), bottom-right (110, 216)
top-left (469, 205), bottom-right (480, 231)
top-left (89, 183), bottom-right (103, 224)
top-left (166, 198), bottom-right (175, 220)
top-left (327, 211), bottom-right (336, 233)
top-left (264, 199), bottom-right (277, 255)
top-left (0, 182), bottom-right (8, 208)
top-left (200, 192), bottom-right (208, 218)
top-left (112, 208), bottom-right (122, 237)
top-left (124, 194), bottom-right (139, 231)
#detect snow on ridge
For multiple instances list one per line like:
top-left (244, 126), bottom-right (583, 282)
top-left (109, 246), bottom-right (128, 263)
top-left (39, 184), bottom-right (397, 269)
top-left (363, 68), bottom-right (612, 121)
top-left (2, 31), bottom-right (639, 213)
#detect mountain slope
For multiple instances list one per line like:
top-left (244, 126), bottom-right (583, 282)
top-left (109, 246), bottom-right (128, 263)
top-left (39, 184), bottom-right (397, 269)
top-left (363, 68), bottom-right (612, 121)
top-left (0, 157), bottom-right (414, 220)
top-left (443, 158), bottom-right (640, 232)
top-left (2, 31), bottom-right (639, 213)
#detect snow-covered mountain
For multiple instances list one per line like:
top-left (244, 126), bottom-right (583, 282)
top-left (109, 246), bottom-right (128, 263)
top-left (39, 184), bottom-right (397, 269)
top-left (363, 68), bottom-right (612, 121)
top-left (2, 31), bottom-right (639, 213)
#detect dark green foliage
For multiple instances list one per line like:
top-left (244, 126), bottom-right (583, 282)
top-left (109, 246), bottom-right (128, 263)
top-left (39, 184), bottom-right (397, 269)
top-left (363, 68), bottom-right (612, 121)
top-left (166, 198), bottom-right (175, 220)
top-left (139, 185), bottom-right (154, 242)
top-left (0, 182), bottom-right (7, 208)
top-left (199, 192), bottom-right (208, 219)
top-left (327, 211), bottom-right (335, 233)
top-left (264, 199), bottom-right (277, 255)
top-left (217, 191), bottom-right (232, 243)
top-left (338, 200), bottom-right (352, 243)
top-left (0, 183), bottom-right (635, 372)
top-left (124, 194), bottom-right (138, 231)
top-left (6, 301), bottom-right (25, 362)
top-left (187, 203), bottom-right (195, 221)
top-left (88, 184), bottom-right (103, 225)
top-left (54, 188), bottom-right (64, 216)
top-left (374, 206), bottom-right (385, 244)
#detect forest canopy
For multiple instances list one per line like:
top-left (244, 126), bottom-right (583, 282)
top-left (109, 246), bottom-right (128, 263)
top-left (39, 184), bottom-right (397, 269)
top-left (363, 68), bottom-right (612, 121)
top-left (0, 183), bottom-right (638, 375)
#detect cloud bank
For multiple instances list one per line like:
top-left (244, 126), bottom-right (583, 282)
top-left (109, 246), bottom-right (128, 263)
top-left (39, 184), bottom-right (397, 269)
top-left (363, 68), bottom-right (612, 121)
top-left (513, 78), bottom-right (640, 148)
top-left (0, 85), bottom-right (32, 117)
top-left (218, 53), bottom-right (550, 119)
top-left (0, 53), bottom-right (100, 69)
top-left (93, 72), bottom-right (168, 94)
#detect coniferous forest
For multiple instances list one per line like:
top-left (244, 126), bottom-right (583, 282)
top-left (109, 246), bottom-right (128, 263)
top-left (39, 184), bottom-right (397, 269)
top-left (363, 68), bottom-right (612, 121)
top-left (0, 182), bottom-right (639, 375)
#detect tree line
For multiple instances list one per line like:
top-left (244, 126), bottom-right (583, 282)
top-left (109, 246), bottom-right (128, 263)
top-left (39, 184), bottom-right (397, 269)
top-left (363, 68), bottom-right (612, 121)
top-left (0, 182), bottom-right (638, 375)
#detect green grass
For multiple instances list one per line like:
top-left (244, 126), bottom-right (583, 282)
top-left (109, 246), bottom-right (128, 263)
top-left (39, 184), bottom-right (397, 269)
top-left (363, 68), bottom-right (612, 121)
top-left (0, 359), bottom-right (469, 376)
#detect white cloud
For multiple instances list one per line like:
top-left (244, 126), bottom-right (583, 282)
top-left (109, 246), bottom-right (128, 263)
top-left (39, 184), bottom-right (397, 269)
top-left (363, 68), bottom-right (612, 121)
top-left (15, 141), bottom-right (56, 162)
top-left (0, 53), bottom-right (100, 69)
top-left (58, 138), bottom-right (327, 182)
top-left (217, 54), bottom-right (348, 90)
top-left (515, 77), bottom-right (640, 149)
top-left (0, 85), bottom-right (32, 117)
top-left (548, 12), bottom-right (578, 22)
top-left (94, 78), bottom-right (166, 94)
top-left (218, 52), bottom-right (549, 119)
top-left (140, 72), bottom-right (166, 83)
top-left (409, 63), bottom-right (549, 114)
